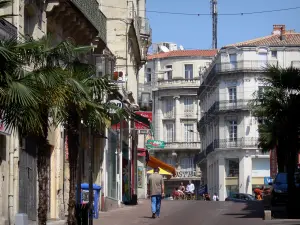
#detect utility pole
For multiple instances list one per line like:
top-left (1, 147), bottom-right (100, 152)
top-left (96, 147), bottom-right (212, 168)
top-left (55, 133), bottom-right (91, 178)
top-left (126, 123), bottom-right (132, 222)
top-left (88, 126), bottom-right (93, 225)
top-left (211, 0), bottom-right (218, 49)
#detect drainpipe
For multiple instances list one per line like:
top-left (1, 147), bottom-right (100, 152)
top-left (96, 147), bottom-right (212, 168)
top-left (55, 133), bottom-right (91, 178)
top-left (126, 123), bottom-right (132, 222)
top-left (118, 117), bottom-right (123, 206)
top-left (8, 134), bottom-right (15, 225)
top-left (125, 22), bottom-right (129, 90)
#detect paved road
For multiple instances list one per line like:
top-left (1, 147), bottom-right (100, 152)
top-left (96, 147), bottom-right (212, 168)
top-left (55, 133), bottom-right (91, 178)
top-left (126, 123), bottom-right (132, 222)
top-left (95, 200), bottom-right (266, 225)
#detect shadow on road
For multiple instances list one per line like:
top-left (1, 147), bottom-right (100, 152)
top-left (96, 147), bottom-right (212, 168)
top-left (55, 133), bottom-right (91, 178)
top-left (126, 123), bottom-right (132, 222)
top-left (223, 201), bottom-right (264, 219)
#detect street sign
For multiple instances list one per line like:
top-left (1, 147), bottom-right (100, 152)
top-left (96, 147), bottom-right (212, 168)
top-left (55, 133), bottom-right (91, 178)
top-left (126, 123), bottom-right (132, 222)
top-left (264, 177), bottom-right (273, 185)
top-left (107, 99), bottom-right (123, 114)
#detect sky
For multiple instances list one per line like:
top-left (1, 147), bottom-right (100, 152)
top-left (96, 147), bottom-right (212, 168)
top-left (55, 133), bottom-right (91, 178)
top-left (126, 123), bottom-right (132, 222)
top-left (146, 0), bottom-right (300, 50)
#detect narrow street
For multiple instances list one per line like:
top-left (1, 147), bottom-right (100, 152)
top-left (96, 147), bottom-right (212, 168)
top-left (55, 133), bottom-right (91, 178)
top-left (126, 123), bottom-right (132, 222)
top-left (96, 200), bottom-right (265, 225)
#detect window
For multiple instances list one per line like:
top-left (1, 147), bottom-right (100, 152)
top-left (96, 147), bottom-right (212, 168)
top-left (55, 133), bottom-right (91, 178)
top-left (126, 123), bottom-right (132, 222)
top-left (165, 123), bottom-right (174, 142)
top-left (165, 98), bottom-right (174, 117)
top-left (228, 120), bottom-right (237, 141)
top-left (271, 51), bottom-right (277, 58)
top-left (180, 157), bottom-right (194, 172)
top-left (166, 65), bottom-right (172, 80)
top-left (166, 157), bottom-right (176, 166)
top-left (228, 87), bottom-right (237, 103)
top-left (184, 97), bottom-right (193, 113)
top-left (185, 64), bottom-right (193, 79)
top-left (229, 54), bottom-right (237, 69)
top-left (184, 124), bottom-right (194, 142)
top-left (145, 68), bottom-right (151, 83)
top-left (227, 159), bottom-right (239, 177)
top-left (258, 53), bottom-right (268, 68)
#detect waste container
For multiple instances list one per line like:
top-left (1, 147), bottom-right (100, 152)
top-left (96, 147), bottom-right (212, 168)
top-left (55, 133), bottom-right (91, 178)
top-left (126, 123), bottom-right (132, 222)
top-left (76, 183), bottom-right (102, 219)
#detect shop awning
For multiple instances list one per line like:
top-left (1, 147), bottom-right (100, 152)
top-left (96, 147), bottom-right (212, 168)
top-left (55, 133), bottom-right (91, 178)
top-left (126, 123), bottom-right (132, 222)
top-left (132, 112), bottom-right (150, 128)
top-left (147, 155), bottom-right (176, 176)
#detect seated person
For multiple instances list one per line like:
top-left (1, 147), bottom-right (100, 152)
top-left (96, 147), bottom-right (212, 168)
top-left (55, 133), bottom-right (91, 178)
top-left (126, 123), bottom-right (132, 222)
top-left (185, 180), bottom-right (195, 195)
top-left (172, 188), bottom-right (180, 199)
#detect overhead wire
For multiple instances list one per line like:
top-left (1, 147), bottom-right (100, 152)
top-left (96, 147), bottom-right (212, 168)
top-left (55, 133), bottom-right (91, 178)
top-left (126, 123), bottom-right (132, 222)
top-left (100, 4), bottom-right (300, 17)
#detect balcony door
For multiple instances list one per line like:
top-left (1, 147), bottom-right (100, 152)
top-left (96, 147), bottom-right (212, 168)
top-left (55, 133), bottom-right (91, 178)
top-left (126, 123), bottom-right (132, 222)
top-left (165, 123), bottom-right (175, 143)
top-left (185, 64), bottom-right (193, 79)
top-left (258, 53), bottom-right (268, 69)
top-left (228, 86), bottom-right (237, 109)
top-left (184, 124), bottom-right (194, 143)
top-left (228, 120), bottom-right (237, 147)
top-left (229, 54), bottom-right (237, 70)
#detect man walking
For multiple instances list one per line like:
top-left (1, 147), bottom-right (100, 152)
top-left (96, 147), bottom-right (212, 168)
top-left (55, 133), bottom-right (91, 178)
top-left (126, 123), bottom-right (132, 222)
top-left (148, 167), bottom-right (165, 218)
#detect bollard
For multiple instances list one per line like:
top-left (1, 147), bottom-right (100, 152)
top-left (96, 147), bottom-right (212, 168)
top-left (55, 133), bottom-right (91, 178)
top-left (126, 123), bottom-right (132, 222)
top-left (264, 210), bottom-right (272, 220)
top-left (15, 214), bottom-right (28, 225)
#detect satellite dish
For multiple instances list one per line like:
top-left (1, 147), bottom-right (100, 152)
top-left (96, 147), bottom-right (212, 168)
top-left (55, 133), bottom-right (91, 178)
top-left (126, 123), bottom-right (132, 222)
top-left (159, 45), bottom-right (170, 53)
top-left (179, 45), bottom-right (184, 50)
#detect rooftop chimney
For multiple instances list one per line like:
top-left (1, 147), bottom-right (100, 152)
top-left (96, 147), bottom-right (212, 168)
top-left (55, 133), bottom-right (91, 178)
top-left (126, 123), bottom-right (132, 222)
top-left (272, 25), bottom-right (286, 40)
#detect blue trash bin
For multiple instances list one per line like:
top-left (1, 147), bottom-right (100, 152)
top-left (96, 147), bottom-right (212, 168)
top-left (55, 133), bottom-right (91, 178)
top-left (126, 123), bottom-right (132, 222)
top-left (77, 183), bottom-right (102, 219)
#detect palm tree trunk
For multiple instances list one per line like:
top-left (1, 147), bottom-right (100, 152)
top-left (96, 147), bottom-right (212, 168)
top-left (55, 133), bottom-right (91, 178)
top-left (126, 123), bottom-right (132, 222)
top-left (67, 111), bottom-right (80, 225)
top-left (276, 139), bottom-right (286, 172)
top-left (37, 112), bottom-right (51, 225)
top-left (286, 134), bottom-right (298, 219)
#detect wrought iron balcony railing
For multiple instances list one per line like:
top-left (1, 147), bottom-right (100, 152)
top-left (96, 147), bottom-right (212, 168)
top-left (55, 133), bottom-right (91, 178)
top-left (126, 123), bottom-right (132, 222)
top-left (205, 137), bottom-right (259, 156)
top-left (163, 111), bottom-right (174, 119)
top-left (139, 17), bottom-right (152, 36)
top-left (156, 79), bottom-right (200, 88)
top-left (0, 19), bottom-right (17, 39)
top-left (70, 0), bottom-right (107, 43)
top-left (194, 151), bottom-right (206, 164)
top-left (164, 142), bottom-right (201, 149)
top-left (208, 99), bottom-right (250, 115)
top-left (199, 60), bottom-right (278, 95)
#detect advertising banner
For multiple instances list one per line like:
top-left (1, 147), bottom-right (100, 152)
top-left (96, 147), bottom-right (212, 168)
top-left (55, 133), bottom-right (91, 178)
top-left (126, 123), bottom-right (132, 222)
top-left (135, 111), bottom-right (152, 130)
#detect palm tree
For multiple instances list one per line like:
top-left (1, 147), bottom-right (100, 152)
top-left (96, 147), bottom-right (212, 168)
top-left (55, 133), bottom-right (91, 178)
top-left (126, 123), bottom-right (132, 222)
top-left (0, 33), bottom-right (88, 225)
top-left (250, 65), bottom-right (300, 218)
top-left (54, 59), bottom-right (127, 225)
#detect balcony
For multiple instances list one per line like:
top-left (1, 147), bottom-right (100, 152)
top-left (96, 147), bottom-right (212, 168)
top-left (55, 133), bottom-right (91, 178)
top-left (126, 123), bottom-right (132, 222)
top-left (139, 17), bottom-right (152, 61)
top-left (46, 0), bottom-right (107, 46)
top-left (164, 142), bottom-right (201, 149)
top-left (0, 19), bottom-right (17, 40)
top-left (155, 79), bottom-right (200, 89)
top-left (111, 80), bottom-right (127, 98)
top-left (205, 137), bottom-right (259, 156)
top-left (208, 99), bottom-right (250, 114)
top-left (194, 151), bottom-right (206, 164)
top-left (128, 2), bottom-right (142, 59)
top-left (163, 111), bottom-right (174, 119)
top-left (199, 60), bottom-right (278, 95)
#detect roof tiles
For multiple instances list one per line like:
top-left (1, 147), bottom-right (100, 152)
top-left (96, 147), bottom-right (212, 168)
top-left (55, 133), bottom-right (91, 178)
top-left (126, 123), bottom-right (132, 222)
top-left (225, 32), bottom-right (300, 47)
top-left (147, 49), bottom-right (218, 60)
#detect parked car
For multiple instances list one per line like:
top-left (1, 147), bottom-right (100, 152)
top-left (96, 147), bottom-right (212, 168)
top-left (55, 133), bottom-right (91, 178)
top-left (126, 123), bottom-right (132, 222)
top-left (225, 193), bottom-right (256, 202)
top-left (269, 172), bottom-right (300, 206)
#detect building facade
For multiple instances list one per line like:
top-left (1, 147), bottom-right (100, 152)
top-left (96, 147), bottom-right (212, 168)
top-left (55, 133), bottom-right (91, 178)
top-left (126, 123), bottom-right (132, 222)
top-left (101, 0), bottom-right (152, 210)
top-left (142, 46), bottom-right (217, 195)
top-left (196, 25), bottom-right (300, 201)
top-left (0, 0), bottom-right (108, 224)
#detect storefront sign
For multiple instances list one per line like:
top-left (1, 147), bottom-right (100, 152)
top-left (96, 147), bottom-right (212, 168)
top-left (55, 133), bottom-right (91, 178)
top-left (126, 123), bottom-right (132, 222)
top-left (270, 148), bottom-right (278, 178)
top-left (134, 111), bottom-right (152, 129)
top-left (107, 99), bottom-right (123, 114)
top-left (146, 140), bottom-right (165, 148)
